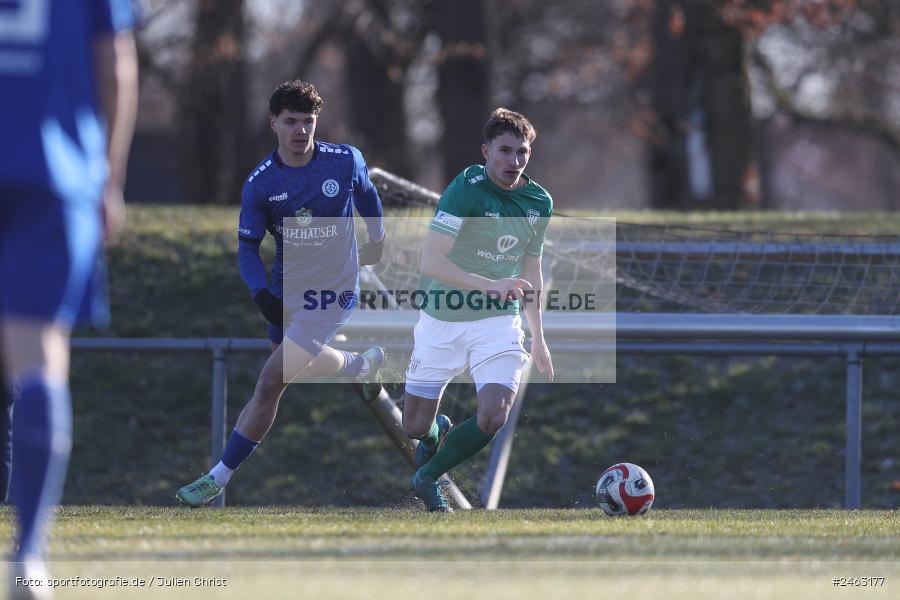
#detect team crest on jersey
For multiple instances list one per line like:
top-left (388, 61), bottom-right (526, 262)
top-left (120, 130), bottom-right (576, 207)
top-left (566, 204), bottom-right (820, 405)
top-left (294, 207), bottom-right (312, 226)
top-left (497, 235), bottom-right (519, 253)
top-left (408, 358), bottom-right (421, 374)
top-left (322, 179), bottom-right (340, 198)
top-left (527, 209), bottom-right (540, 226)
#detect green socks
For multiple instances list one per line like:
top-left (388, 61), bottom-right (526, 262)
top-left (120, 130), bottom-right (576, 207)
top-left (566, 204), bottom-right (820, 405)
top-left (419, 420), bottom-right (440, 448)
top-left (419, 416), bottom-right (494, 481)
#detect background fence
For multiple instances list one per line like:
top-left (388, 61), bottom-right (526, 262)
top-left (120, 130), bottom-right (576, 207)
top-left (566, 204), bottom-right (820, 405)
top-left (72, 311), bottom-right (900, 509)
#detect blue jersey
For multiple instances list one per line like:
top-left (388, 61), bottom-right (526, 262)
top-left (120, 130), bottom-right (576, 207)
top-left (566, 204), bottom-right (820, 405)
top-left (238, 142), bottom-right (384, 300)
top-left (0, 0), bottom-right (135, 199)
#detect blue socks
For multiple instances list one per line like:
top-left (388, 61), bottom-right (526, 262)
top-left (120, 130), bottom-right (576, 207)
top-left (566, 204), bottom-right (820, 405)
top-left (337, 351), bottom-right (365, 377)
top-left (12, 375), bottom-right (72, 561)
top-left (220, 428), bottom-right (259, 470)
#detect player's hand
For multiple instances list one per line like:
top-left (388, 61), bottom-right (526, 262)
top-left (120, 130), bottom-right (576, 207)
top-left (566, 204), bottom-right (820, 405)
top-left (489, 277), bottom-right (532, 302)
top-left (101, 180), bottom-right (126, 244)
top-left (254, 289), bottom-right (284, 326)
top-left (358, 235), bottom-right (385, 266)
top-left (530, 335), bottom-right (554, 382)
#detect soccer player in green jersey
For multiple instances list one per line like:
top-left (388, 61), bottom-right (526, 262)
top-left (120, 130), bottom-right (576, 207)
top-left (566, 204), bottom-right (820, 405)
top-left (402, 108), bottom-right (554, 511)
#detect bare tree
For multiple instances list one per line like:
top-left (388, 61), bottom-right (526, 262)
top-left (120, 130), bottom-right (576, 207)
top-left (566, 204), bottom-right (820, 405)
top-left (177, 0), bottom-right (247, 205)
top-left (426, 0), bottom-right (491, 179)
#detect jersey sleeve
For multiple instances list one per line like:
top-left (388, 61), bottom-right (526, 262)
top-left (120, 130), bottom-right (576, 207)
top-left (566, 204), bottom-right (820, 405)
top-left (90, 0), bottom-right (137, 35)
top-left (429, 174), bottom-right (471, 238)
top-left (525, 196), bottom-right (553, 256)
top-left (349, 146), bottom-right (385, 241)
top-left (237, 239), bottom-right (267, 297)
top-left (238, 179), bottom-right (266, 243)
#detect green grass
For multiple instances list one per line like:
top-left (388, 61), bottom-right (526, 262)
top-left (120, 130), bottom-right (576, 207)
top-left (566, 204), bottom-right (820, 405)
top-left (3, 507), bottom-right (899, 599)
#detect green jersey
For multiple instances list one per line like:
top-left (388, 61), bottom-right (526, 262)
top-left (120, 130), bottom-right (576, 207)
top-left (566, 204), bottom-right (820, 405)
top-left (423, 164), bottom-right (553, 322)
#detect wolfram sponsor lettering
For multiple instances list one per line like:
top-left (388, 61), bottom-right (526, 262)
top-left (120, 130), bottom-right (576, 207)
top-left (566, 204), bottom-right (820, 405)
top-left (476, 249), bottom-right (521, 262)
top-left (268, 192), bottom-right (288, 202)
top-left (433, 211), bottom-right (463, 231)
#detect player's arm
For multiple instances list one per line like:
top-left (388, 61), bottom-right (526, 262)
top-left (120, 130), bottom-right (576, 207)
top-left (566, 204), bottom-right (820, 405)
top-left (520, 254), bottom-right (554, 381)
top-left (238, 181), bottom-right (282, 326)
top-left (350, 147), bottom-right (385, 265)
top-left (420, 229), bottom-right (531, 299)
top-left (94, 29), bottom-right (138, 242)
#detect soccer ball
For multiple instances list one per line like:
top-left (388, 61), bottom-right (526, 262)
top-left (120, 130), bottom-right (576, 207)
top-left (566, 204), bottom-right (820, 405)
top-left (595, 463), bottom-right (655, 516)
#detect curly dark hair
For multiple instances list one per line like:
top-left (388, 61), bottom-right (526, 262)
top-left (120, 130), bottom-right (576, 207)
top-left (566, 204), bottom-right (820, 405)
top-left (482, 108), bottom-right (536, 143)
top-left (268, 80), bottom-right (324, 116)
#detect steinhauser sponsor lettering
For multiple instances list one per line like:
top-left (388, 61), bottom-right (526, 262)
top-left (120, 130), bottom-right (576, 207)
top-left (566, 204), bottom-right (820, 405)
top-left (276, 224), bottom-right (338, 240)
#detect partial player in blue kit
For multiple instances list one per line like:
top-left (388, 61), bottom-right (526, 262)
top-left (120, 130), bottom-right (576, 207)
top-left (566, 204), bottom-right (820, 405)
top-left (0, 0), bottom-right (139, 598)
top-left (176, 80), bottom-right (386, 507)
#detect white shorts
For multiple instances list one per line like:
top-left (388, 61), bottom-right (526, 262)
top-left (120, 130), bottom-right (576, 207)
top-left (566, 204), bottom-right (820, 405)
top-left (404, 312), bottom-right (530, 400)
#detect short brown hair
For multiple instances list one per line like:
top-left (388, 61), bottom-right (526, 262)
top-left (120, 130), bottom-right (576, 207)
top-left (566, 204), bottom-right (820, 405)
top-left (269, 80), bottom-right (324, 116)
top-left (482, 108), bottom-right (536, 143)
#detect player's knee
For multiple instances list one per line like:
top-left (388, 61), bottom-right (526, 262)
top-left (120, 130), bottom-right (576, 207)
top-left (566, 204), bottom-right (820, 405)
top-left (477, 412), bottom-right (508, 437)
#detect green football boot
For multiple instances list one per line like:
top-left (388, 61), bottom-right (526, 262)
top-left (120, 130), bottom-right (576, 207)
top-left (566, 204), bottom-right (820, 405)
top-left (414, 414), bottom-right (452, 468)
top-left (411, 471), bottom-right (453, 513)
top-left (176, 474), bottom-right (223, 507)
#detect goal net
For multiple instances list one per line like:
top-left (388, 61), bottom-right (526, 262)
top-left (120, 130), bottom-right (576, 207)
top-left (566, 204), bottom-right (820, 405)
top-left (369, 168), bottom-right (900, 317)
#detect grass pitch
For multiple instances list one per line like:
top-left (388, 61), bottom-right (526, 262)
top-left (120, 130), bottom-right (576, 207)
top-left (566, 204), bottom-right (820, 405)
top-left (3, 506), bottom-right (898, 599)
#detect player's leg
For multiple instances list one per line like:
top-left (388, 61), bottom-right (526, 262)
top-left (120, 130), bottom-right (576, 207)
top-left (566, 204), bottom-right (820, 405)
top-left (403, 313), bottom-right (464, 511)
top-left (1, 321), bottom-right (73, 562)
top-left (268, 313), bottom-right (383, 381)
top-left (404, 389), bottom-right (455, 513)
top-left (177, 317), bottom-right (354, 505)
top-left (287, 344), bottom-right (384, 382)
top-left (403, 389), bottom-right (452, 466)
top-left (403, 312), bottom-right (461, 451)
top-left (176, 340), bottom-right (311, 506)
top-left (415, 316), bottom-right (528, 486)
top-left (0, 189), bottom-right (100, 576)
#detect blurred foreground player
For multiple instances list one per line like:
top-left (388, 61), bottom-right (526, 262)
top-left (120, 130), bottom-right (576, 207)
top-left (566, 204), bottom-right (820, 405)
top-left (0, 1), bottom-right (138, 597)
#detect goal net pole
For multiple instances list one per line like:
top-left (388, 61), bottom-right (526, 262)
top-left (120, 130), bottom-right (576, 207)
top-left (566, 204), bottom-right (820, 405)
top-left (352, 382), bottom-right (473, 510)
top-left (481, 362), bottom-right (533, 509)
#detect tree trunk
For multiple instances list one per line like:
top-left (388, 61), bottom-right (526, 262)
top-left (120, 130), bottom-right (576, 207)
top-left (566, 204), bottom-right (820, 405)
top-left (686, 1), bottom-right (753, 209)
top-left (428, 0), bottom-right (492, 181)
top-left (651, 1), bottom-right (753, 210)
top-left (344, 34), bottom-right (414, 178)
top-left (178, 0), bottom-right (246, 204)
top-left (650, 0), bottom-right (692, 209)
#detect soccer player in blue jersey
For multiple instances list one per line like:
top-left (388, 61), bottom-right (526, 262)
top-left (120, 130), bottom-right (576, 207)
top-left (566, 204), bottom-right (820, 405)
top-left (176, 80), bottom-right (386, 507)
top-left (0, 1), bottom-right (138, 597)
